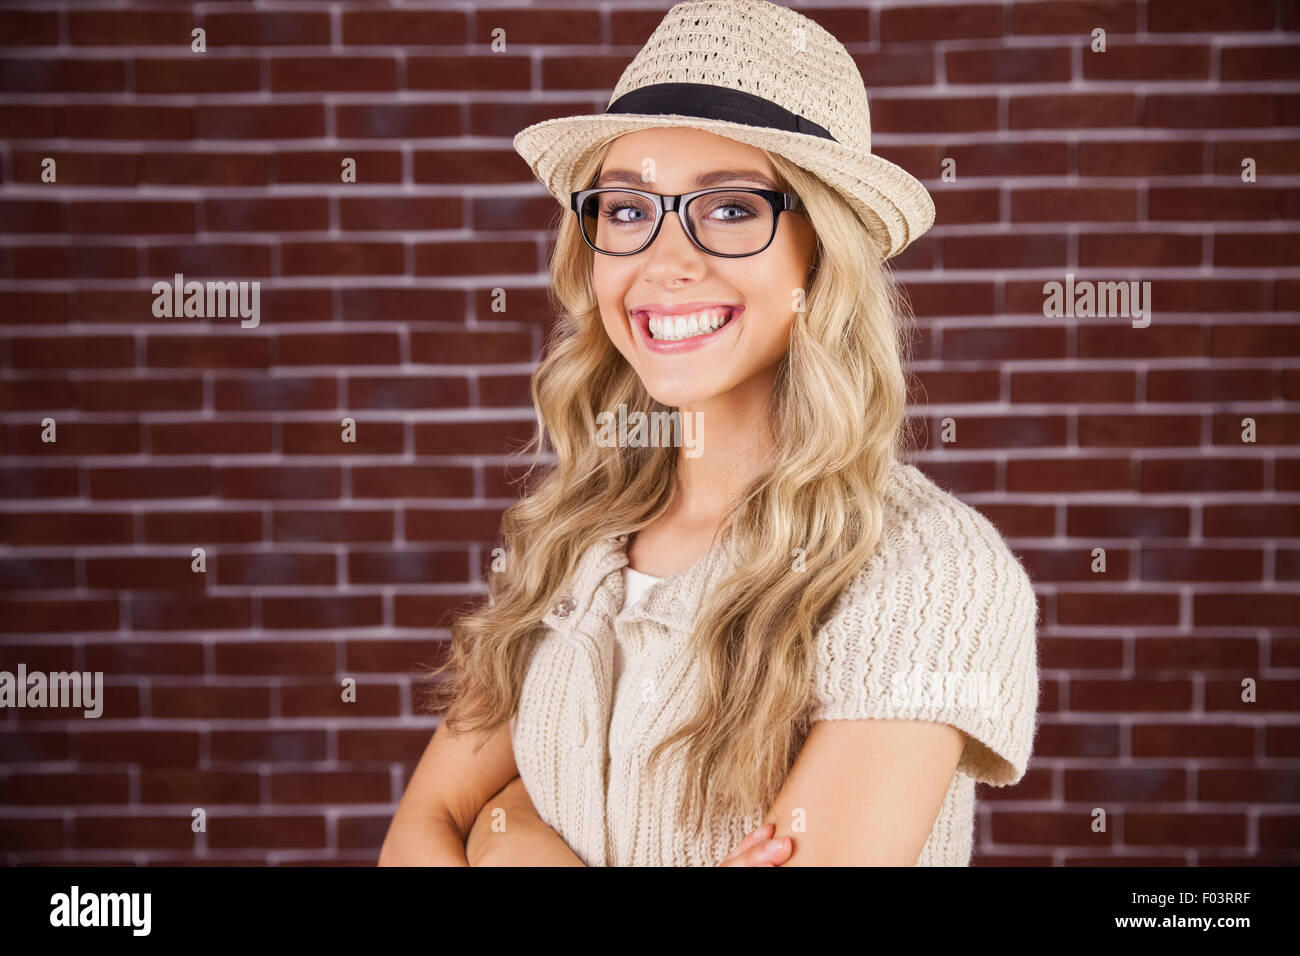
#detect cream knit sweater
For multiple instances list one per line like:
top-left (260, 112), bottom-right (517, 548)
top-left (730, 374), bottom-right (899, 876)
top-left (509, 460), bottom-right (1040, 866)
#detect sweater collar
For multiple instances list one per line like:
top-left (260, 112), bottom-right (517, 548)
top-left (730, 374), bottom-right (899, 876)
top-left (557, 529), bottom-right (742, 635)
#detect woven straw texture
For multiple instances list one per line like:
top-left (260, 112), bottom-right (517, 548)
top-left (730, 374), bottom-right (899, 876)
top-left (513, 0), bottom-right (936, 259)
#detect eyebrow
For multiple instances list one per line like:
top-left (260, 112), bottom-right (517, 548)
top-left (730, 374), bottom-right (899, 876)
top-left (594, 168), bottom-right (781, 190)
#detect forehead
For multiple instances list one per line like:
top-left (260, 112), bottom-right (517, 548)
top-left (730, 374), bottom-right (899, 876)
top-left (598, 127), bottom-right (781, 189)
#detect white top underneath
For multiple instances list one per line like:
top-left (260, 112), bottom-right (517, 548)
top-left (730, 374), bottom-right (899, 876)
top-left (616, 566), bottom-right (662, 685)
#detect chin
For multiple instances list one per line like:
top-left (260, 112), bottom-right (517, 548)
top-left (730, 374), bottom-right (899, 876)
top-left (640, 378), bottom-right (723, 409)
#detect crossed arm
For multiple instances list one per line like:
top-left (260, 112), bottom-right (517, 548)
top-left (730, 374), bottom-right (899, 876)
top-left (381, 711), bottom-right (966, 866)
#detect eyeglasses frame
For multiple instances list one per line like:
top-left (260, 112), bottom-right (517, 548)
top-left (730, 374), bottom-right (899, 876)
top-left (569, 186), bottom-right (805, 258)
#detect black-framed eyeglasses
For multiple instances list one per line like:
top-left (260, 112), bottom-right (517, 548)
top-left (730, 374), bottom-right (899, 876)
top-left (570, 186), bottom-right (805, 258)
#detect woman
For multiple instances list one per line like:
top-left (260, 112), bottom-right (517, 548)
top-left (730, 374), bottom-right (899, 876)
top-left (380, 0), bottom-right (1039, 867)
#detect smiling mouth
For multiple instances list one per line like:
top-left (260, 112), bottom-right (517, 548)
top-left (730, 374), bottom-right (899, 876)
top-left (636, 307), bottom-right (737, 342)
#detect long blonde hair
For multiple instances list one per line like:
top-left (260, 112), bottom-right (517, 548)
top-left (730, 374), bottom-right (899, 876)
top-left (422, 140), bottom-right (918, 836)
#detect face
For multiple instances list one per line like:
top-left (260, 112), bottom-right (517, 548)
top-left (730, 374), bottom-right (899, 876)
top-left (589, 127), bottom-right (818, 410)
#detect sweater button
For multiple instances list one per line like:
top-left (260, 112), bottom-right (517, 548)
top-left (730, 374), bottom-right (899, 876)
top-left (552, 592), bottom-right (576, 618)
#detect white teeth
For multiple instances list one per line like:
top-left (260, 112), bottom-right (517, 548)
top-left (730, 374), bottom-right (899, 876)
top-left (643, 308), bottom-right (734, 341)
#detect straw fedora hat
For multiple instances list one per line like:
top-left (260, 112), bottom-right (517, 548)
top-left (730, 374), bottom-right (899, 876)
top-left (512, 0), bottom-right (934, 261)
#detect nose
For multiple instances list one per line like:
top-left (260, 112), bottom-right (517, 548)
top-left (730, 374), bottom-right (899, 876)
top-left (644, 205), bottom-right (703, 262)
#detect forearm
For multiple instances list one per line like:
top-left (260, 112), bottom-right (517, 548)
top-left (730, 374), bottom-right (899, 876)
top-left (378, 806), bottom-right (470, 866)
top-left (471, 816), bottom-right (588, 867)
top-left (466, 778), bottom-right (587, 866)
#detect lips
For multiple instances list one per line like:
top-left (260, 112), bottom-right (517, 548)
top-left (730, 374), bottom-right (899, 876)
top-left (645, 306), bottom-right (734, 341)
top-left (628, 304), bottom-right (742, 342)
top-left (627, 305), bottom-right (745, 353)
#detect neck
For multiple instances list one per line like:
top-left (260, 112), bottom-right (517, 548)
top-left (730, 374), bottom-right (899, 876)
top-left (667, 365), bottom-right (778, 527)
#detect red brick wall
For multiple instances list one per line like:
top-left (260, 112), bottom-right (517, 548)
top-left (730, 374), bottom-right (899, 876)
top-left (1, 0), bottom-right (1297, 865)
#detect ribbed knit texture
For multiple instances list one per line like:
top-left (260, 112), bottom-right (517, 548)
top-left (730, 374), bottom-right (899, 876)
top-left (509, 460), bottom-right (1040, 866)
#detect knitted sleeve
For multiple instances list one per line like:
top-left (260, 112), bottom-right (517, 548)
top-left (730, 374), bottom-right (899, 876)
top-left (810, 491), bottom-right (1041, 786)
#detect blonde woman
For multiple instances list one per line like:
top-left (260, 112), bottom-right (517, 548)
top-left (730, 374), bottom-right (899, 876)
top-left (381, 0), bottom-right (1038, 867)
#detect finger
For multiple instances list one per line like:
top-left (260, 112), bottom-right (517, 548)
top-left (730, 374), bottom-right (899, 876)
top-left (721, 835), bottom-right (791, 867)
top-left (720, 823), bottom-right (773, 863)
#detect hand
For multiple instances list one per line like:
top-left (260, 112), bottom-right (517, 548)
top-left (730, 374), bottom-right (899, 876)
top-left (719, 822), bottom-right (793, 866)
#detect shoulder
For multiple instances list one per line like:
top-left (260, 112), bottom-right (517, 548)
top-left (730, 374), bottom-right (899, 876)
top-left (836, 460), bottom-right (1037, 618)
top-left (811, 460), bottom-right (1041, 785)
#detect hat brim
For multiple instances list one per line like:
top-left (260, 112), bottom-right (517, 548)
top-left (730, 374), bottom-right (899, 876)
top-left (513, 112), bottom-right (935, 260)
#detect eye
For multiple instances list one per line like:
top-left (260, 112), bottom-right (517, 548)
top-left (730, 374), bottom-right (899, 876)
top-left (700, 197), bottom-right (759, 222)
top-left (602, 201), bottom-right (647, 223)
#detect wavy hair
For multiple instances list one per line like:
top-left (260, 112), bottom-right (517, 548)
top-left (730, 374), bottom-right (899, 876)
top-left (421, 139), bottom-right (919, 837)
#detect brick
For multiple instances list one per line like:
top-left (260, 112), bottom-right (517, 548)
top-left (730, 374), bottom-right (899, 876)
top-left (274, 331), bottom-right (401, 365)
top-left (204, 12), bottom-right (331, 46)
top-left (1065, 769), bottom-right (1188, 801)
top-left (350, 464), bottom-right (473, 498)
top-left (134, 57), bottom-right (260, 93)
top-left (146, 243), bottom-right (272, 278)
top-left (946, 47), bottom-right (1071, 84)
top-left (214, 641), bottom-right (336, 676)
top-left (83, 553), bottom-right (207, 589)
top-left (141, 152), bottom-right (268, 186)
top-left (203, 196), bottom-right (328, 232)
top-left (1079, 140), bottom-right (1203, 176)
top-left (339, 196), bottom-right (460, 230)
top-left (128, 595), bottom-right (253, 631)
top-left (335, 102), bottom-right (460, 140)
top-left (140, 769), bottom-right (260, 804)
top-left (72, 377), bottom-right (203, 410)
top-left (151, 684), bottom-right (269, 719)
top-left (141, 510), bottom-right (262, 544)
top-left (1012, 1), bottom-right (1138, 34)
top-left (148, 421), bottom-right (273, 455)
top-left (273, 150), bottom-right (402, 183)
top-left (8, 335), bottom-right (136, 372)
top-left (270, 57), bottom-right (397, 92)
top-left (0, 57), bottom-right (126, 92)
top-left (0, 9), bottom-right (57, 45)
top-left (206, 815), bottom-right (326, 850)
top-left (3, 772), bottom-right (130, 805)
top-left (0, 557), bottom-right (76, 589)
top-left (1010, 94), bottom-right (1138, 128)
top-left (261, 596), bottom-right (383, 629)
top-left (1135, 634), bottom-right (1261, 668)
top-left (145, 336), bottom-right (271, 369)
top-left (1082, 44), bottom-right (1210, 80)
top-left (271, 509), bottom-right (394, 543)
top-left (1149, 0), bottom-right (1275, 32)
top-left (2, 512), bottom-right (131, 547)
top-left (217, 466), bottom-right (342, 500)
top-left (210, 730), bottom-right (327, 763)
top-left (279, 682), bottom-right (401, 718)
top-left (76, 731), bottom-right (200, 765)
top-left (84, 641), bottom-right (204, 675)
top-left (1139, 457), bottom-right (1265, 492)
top-left (213, 376), bottom-right (338, 411)
top-left (345, 376), bottom-right (470, 411)
top-left (270, 771), bottom-right (391, 803)
top-left (63, 104), bottom-right (192, 140)
top-left (1147, 93), bottom-right (1282, 128)
top-left (1126, 812), bottom-right (1248, 847)
top-left (281, 243), bottom-right (404, 276)
top-left (215, 552), bottom-right (337, 587)
top-left (341, 10), bottom-right (468, 45)
top-left (196, 104), bottom-right (325, 139)
top-left (881, 4), bottom-right (1001, 40)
